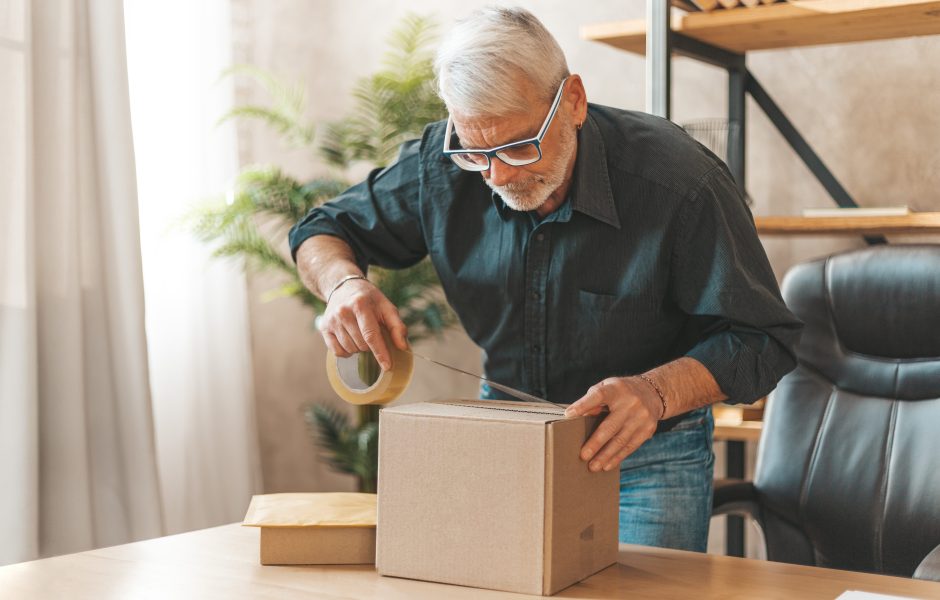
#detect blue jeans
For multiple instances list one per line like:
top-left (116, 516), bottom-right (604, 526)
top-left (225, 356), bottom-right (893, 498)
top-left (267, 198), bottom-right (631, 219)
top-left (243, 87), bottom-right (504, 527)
top-left (618, 406), bottom-right (715, 552)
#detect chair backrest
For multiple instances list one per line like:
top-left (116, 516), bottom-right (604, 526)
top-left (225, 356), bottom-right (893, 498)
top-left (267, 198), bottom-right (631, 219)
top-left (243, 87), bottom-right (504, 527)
top-left (753, 245), bottom-right (940, 577)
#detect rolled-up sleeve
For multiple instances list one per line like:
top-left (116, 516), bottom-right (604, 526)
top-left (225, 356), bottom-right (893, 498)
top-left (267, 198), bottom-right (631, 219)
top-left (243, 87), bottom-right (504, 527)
top-left (288, 138), bottom-right (427, 272)
top-left (673, 166), bottom-right (803, 404)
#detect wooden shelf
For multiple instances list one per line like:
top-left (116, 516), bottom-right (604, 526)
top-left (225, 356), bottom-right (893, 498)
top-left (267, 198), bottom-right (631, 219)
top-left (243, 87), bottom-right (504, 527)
top-left (714, 421), bottom-right (763, 442)
top-left (713, 403), bottom-right (764, 442)
top-left (581, 0), bottom-right (940, 54)
top-left (755, 212), bottom-right (940, 235)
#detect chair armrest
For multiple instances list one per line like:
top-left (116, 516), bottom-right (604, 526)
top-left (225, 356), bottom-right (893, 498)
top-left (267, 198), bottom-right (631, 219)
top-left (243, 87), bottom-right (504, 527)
top-left (914, 543), bottom-right (940, 582)
top-left (712, 479), bottom-right (760, 520)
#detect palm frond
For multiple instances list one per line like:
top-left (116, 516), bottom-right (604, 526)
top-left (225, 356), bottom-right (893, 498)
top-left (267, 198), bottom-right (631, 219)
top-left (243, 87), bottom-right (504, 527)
top-left (260, 278), bottom-right (323, 311)
top-left (218, 65), bottom-right (316, 147)
top-left (304, 403), bottom-right (379, 491)
top-left (304, 404), bottom-right (353, 471)
top-left (317, 13), bottom-right (446, 169)
top-left (217, 105), bottom-right (314, 147)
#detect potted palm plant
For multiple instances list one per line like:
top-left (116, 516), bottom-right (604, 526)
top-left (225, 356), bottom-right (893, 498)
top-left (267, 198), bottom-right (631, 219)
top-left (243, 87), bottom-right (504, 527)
top-left (188, 14), bottom-right (454, 493)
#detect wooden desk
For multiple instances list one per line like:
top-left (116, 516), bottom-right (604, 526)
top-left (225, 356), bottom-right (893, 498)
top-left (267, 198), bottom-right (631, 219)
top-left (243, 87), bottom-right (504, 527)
top-left (2, 524), bottom-right (938, 599)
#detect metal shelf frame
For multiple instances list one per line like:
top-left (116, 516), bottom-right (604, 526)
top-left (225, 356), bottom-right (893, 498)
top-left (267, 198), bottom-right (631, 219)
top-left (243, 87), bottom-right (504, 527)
top-left (644, 1), bottom-right (886, 244)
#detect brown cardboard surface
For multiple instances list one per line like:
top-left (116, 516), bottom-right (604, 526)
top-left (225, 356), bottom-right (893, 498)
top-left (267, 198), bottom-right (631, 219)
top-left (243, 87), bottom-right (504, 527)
top-left (243, 493), bottom-right (377, 565)
top-left (544, 418), bottom-right (620, 593)
top-left (260, 527), bottom-right (375, 565)
top-left (376, 400), bottom-right (618, 596)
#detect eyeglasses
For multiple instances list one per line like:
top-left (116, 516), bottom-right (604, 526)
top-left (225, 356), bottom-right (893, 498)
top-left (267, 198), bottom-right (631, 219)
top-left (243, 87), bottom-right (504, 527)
top-left (442, 76), bottom-right (570, 172)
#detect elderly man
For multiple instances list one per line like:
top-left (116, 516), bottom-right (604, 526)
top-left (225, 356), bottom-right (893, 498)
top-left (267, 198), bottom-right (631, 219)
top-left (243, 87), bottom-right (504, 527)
top-left (289, 7), bottom-right (801, 552)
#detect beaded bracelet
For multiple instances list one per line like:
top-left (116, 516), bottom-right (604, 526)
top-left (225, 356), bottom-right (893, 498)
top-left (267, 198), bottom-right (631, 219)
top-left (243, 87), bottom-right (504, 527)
top-left (638, 374), bottom-right (667, 420)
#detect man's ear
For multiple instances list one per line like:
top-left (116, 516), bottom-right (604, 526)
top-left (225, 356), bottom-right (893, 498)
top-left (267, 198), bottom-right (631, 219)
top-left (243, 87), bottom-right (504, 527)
top-left (565, 74), bottom-right (588, 124)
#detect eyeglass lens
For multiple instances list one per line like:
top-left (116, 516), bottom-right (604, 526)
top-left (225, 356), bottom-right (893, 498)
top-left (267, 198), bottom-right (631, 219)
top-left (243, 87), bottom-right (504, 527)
top-left (452, 143), bottom-right (540, 170)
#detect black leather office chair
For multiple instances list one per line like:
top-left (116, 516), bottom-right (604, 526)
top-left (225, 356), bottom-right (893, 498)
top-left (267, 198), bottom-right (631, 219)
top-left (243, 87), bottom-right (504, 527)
top-left (713, 245), bottom-right (940, 581)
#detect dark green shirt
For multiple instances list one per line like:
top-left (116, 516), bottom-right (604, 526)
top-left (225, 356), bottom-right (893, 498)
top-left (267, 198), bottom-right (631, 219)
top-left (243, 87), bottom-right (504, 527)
top-left (289, 104), bottom-right (802, 405)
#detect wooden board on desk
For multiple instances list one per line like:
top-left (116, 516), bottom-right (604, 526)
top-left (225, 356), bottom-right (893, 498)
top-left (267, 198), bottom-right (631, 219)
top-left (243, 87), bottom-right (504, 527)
top-left (581, 0), bottom-right (940, 54)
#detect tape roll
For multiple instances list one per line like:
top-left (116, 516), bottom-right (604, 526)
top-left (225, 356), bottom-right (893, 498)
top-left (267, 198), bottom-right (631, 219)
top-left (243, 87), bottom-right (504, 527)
top-left (326, 331), bottom-right (414, 405)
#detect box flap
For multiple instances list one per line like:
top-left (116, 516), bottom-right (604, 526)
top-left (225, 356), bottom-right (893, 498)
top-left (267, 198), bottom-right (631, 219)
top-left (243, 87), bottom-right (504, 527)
top-left (243, 493), bottom-right (376, 528)
top-left (381, 399), bottom-right (565, 424)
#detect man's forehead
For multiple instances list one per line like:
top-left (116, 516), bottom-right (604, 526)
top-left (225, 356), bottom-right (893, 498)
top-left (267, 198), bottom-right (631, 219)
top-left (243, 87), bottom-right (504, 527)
top-left (451, 110), bottom-right (541, 148)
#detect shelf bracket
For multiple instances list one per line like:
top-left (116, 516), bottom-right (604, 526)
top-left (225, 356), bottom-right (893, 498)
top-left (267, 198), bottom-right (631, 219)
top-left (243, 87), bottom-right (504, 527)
top-left (745, 72), bottom-right (886, 244)
top-left (671, 33), bottom-right (744, 70)
top-left (671, 34), bottom-right (747, 197)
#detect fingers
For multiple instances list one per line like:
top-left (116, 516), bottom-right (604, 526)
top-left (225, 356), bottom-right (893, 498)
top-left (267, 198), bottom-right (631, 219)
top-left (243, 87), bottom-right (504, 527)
top-left (580, 406), bottom-right (628, 463)
top-left (591, 417), bottom-right (656, 472)
top-left (356, 309), bottom-right (392, 371)
top-left (323, 331), bottom-right (351, 358)
top-left (570, 377), bottom-right (659, 472)
top-left (332, 326), bottom-right (360, 356)
top-left (378, 298), bottom-right (409, 351)
top-left (319, 280), bottom-right (408, 370)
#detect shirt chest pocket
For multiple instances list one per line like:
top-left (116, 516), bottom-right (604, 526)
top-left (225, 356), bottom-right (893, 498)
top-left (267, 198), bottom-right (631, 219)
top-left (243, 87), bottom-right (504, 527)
top-left (574, 290), bottom-right (654, 348)
top-left (571, 289), bottom-right (668, 366)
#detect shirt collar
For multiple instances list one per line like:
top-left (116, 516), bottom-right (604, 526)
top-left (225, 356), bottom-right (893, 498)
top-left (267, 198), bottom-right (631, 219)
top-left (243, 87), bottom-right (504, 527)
top-left (569, 112), bottom-right (620, 229)
top-left (489, 111), bottom-right (620, 229)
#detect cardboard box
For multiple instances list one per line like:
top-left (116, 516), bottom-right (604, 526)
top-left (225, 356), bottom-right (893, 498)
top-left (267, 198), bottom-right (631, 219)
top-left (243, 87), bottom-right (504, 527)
top-left (243, 493), bottom-right (376, 565)
top-left (376, 400), bottom-right (619, 596)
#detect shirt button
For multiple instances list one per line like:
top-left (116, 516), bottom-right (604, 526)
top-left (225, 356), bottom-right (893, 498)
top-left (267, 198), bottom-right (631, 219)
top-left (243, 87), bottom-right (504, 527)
top-left (530, 291), bottom-right (539, 299)
top-left (536, 233), bottom-right (545, 242)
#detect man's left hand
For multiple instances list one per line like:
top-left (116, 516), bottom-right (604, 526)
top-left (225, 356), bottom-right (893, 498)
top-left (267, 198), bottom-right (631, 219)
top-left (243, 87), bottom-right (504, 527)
top-left (564, 377), bottom-right (663, 472)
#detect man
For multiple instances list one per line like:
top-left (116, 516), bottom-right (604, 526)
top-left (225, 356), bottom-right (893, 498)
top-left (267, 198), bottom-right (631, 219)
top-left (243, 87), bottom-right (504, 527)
top-left (289, 7), bottom-right (801, 552)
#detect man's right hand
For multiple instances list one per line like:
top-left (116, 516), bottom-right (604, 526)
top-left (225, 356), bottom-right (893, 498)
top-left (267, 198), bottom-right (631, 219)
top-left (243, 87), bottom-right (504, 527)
top-left (318, 277), bottom-right (409, 371)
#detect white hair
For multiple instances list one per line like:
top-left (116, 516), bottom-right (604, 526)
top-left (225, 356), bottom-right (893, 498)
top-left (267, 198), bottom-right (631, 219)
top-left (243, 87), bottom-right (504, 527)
top-left (435, 7), bottom-right (570, 117)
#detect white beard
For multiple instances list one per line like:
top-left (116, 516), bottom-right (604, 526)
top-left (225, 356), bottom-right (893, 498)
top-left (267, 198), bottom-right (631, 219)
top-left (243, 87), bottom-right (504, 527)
top-left (485, 121), bottom-right (577, 212)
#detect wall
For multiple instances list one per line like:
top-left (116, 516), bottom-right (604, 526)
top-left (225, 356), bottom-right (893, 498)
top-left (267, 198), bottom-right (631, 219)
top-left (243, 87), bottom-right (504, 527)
top-left (230, 0), bottom-right (940, 510)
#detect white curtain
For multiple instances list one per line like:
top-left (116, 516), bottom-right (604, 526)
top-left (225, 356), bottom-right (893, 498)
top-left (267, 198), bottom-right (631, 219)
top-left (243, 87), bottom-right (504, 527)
top-left (0, 0), bottom-right (262, 565)
top-left (0, 0), bottom-right (164, 565)
top-left (124, 0), bottom-right (263, 535)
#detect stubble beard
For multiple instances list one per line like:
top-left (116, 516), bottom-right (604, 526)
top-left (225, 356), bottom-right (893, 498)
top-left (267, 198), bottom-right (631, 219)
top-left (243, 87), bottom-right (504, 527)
top-left (485, 121), bottom-right (577, 213)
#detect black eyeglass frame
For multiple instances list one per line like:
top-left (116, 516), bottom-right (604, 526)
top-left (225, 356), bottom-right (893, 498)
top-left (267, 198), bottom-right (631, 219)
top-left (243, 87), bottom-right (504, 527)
top-left (441, 76), bottom-right (570, 172)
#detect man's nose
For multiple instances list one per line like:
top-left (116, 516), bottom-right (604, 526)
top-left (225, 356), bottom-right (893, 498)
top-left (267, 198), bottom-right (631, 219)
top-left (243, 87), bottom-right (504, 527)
top-left (484, 158), bottom-right (517, 187)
